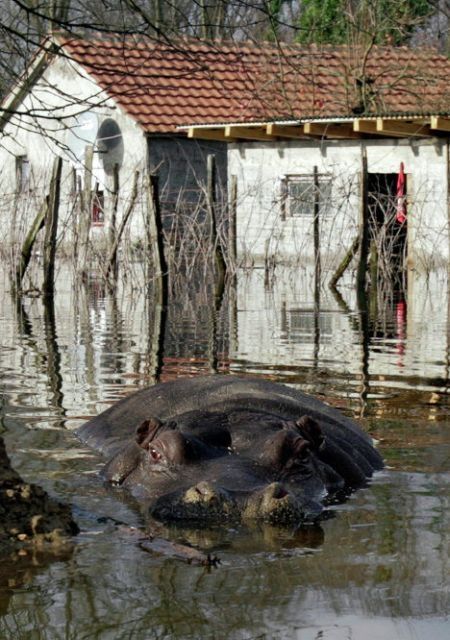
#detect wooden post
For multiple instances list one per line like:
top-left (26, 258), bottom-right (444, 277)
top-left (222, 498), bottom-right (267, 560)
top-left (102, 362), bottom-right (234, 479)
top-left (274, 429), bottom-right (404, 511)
top-left (14, 198), bottom-right (48, 292)
top-left (105, 170), bottom-right (139, 281)
top-left (78, 283), bottom-right (97, 398)
top-left (356, 148), bottom-right (370, 302)
top-left (354, 148), bottom-right (370, 416)
top-left (145, 174), bottom-right (168, 383)
top-left (447, 141), bottom-right (450, 301)
top-left (208, 262), bottom-right (227, 374)
top-left (446, 141), bottom-right (450, 391)
top-left (229, 174), bottom-right (237, 269)
top-left (71, 167), bottom-right (80, 267)
top-left (146, 174), bottom-right (168, 306)
top-left (78, 145), bottom-right (93, 278)
top-left (207, 154), bottom-right (226, 284)
top-left (313, 165), bottom-right (321, 287)
top-left (43, 295), bottom-right (64, 416)
top-left (145, 282), bottom-right (167, 384)
top-left (356, 280), bottom-right (370, 418)
top-left (107, 285), bottom-right (124, 376)
top-left (313, 165), bottom-right (321, 368)
top-left (108, 163), bottom-right (120, 281)
top-left (42, 156), bottom-right (63, 297)
top-left (14, 295), bottom-right (33, 337)
top-left (279, 178), bottom-right (287, 222)
top-left (369, 241), bottom-right (378, 321)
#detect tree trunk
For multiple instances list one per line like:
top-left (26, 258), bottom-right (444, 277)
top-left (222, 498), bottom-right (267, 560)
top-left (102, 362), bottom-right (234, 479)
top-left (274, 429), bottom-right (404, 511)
top-left (42, 156), bottom-right (62, 297)
top-left (14, 199), bottom-right (48, 292)
top-left (329, 236), bottom-right (360, 288)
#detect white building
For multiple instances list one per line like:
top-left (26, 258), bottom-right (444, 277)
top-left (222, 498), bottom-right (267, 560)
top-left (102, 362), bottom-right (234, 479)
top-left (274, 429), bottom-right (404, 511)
top-left (229, 136), bottom-right (449, 273)
top-left (1, 35), bottom-right (449, 275)
top-left (183, 46), bottom-right (450, 274)
top-left (1, 33), bottom-right (255, 254)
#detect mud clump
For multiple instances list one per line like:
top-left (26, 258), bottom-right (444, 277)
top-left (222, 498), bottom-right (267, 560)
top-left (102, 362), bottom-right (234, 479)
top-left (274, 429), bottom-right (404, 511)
top-left (0, 437), bottom-right (79, 549)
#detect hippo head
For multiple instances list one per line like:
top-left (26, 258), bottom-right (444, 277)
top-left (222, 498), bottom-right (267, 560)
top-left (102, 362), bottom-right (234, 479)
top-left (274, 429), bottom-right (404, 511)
top-left (78, 375), bottom-right (383, 529)
top-left (101, 413), bottom-right (330, 525)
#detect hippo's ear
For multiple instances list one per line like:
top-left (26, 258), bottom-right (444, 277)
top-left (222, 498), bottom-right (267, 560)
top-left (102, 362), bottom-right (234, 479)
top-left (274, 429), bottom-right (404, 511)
top-left (135, 417), bottom-right (163, 449)
top-left (260, 430), bottom-right (310, 471)
top-left (295, 416), bottom-right (324, 451)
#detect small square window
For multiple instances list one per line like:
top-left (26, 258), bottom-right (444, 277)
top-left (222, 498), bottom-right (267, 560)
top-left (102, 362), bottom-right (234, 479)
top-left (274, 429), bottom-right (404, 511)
top-left (282, 175), bottom-right (332, 218)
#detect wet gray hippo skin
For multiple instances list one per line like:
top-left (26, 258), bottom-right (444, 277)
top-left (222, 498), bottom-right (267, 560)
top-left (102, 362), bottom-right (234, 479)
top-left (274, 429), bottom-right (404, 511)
top-left (77, 376), bottom-right (383, 524)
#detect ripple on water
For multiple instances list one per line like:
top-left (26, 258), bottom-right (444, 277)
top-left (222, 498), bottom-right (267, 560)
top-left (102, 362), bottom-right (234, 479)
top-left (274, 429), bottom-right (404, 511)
top-left (0, 264), bottom-right (449, 639)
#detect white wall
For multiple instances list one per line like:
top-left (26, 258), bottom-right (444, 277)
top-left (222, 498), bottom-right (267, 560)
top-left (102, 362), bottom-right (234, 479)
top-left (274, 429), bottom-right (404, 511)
top-left (0, 53), bottom-right (149, 251)
top-left (228, 138), bottom-right (449, 272)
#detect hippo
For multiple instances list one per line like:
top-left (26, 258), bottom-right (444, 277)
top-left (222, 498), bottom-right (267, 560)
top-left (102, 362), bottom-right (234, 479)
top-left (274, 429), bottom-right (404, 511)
top-left (77, 376), bottom-right (383, 525)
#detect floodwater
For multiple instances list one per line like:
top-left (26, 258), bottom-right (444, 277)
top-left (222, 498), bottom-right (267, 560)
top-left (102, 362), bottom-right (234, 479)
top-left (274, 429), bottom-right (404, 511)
top-left (0, 262), bottom-right (449, 640)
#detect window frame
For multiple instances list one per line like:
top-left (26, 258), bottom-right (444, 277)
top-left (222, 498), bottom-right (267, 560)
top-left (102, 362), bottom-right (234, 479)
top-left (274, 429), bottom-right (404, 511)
top-left (280, 173), bottom-right (332, 220)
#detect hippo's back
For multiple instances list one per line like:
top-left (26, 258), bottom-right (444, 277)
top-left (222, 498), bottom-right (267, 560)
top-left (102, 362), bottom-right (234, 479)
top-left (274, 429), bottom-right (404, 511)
top-left (76, 376), bottom-right (378, 462)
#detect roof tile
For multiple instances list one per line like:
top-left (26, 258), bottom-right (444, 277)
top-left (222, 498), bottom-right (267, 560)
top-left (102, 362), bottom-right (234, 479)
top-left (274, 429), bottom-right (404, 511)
top-left (57, 34), bottom-right (450, 132)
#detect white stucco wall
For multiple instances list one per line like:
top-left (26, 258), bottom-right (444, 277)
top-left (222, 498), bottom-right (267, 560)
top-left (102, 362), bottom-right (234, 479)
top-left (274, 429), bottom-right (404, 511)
top-left (0, 52), bottom-right (149, 251)
top-left (228, 138), bottom-right (449, 272)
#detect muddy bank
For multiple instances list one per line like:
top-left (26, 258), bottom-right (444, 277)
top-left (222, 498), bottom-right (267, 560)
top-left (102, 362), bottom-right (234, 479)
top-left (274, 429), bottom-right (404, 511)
top-left (0, 437), bottom-right (79, 548)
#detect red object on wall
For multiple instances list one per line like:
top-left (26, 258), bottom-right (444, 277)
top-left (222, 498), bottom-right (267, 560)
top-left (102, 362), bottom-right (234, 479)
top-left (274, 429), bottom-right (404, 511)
top-left (396, 162), bottom-right (407, 224)
top-left (396, 299), bottom-right (406, 367)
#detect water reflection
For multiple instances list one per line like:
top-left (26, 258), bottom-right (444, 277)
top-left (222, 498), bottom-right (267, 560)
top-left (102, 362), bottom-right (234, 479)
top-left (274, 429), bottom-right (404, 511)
top-left (233, 267), bottom-right (450, 403)
top-left (0, 263), bottom-right (449, 639)
top-left (0, 544), bottom-right (74, 619)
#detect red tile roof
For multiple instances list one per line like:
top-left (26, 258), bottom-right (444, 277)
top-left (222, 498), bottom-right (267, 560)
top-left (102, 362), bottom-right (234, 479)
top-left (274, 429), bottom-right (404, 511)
top-left (56, 34), bottom-right (450, 133)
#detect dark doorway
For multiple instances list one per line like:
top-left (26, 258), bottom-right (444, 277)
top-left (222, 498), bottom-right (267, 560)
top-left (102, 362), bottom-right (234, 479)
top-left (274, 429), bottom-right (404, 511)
top-left (368, 172), bottom-right (407, 292)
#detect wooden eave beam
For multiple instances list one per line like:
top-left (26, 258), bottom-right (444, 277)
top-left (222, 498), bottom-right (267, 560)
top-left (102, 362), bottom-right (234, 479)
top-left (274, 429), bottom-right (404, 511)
top-left (353, 119), bottom-right (381, 135)
top-left (266, 123), bottom-right (307, 139)
top-left (304, 122), bottom-right (361, 139)
top-left (376, 118), bottom-right (431, 137)
top-left (430, 116), bottom-right (450, 133)
top-left (187, 127), bottom-right (233, 141)
top-left (187, 115), bottom-right (444, 143)
top-left (224, 126), bottom-right (272, 141)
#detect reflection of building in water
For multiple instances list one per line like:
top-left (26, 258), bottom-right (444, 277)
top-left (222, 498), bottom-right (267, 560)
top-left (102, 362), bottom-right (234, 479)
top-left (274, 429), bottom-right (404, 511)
top-left (1, 262), bottom-right (448, 419)
top-left (0, 265), bottom-right (231, 419)
top-left (281, 304), bottom-right (334, 345)
top-left (231, 266), bottom-right (450, 392)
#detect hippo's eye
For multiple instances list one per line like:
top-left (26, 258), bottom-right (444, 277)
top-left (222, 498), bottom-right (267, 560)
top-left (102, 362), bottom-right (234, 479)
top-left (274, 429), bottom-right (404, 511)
top-left (149, 447), bottom-right (162, 462)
